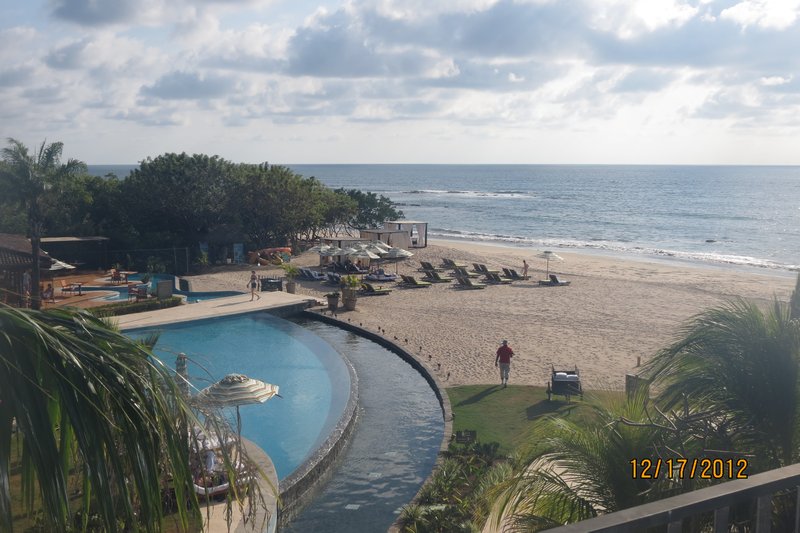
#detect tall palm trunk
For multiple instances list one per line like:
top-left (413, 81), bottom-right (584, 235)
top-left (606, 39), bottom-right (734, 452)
top-left (29, 216), bottom-right (41, 310)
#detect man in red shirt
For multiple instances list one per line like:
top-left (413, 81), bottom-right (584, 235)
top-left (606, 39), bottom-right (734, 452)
top-left (495, 340), bottom-right (514, 388)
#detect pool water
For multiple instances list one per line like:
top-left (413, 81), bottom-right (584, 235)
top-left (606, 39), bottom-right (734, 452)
top-left (127, 313), bottom-right (351, 478)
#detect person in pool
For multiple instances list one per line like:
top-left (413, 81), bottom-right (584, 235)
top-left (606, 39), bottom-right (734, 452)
top-left (248, 271), bottom-right (261, 301)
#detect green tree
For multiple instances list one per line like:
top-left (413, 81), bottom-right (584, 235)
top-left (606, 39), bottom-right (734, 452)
top-left (334, 188), bottom-right (403, 230)
top-left (0, 139), bottom-right (86, 309)
top-left (487, 393), bottom-right (665, 531)
top-left (0, 305), bottom-right (266, 532)
top-left (121, 153), bottom-right (237, 249)
top-left (644, 298), bottom-right (800, 470)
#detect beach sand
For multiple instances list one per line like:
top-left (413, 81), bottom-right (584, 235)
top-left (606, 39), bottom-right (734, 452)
top-left (184, 240), bottom-right (795, 391)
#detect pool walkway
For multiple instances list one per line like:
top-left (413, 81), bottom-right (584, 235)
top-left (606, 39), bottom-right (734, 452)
top-left (115, 291), bottom-right (319, 330)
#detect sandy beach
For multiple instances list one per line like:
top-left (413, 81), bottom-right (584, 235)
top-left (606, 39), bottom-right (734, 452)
top-left (184, 240), bottom-right (795, 391)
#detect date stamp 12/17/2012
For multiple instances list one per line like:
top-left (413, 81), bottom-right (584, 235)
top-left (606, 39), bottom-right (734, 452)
top-left (630, 458), bottom-right (749, 480)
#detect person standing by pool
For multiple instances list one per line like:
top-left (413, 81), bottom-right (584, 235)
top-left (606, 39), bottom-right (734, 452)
top-left (495, 340), bottom-right (514, 387)
top-left (248, 271), bottom-right (261, 301)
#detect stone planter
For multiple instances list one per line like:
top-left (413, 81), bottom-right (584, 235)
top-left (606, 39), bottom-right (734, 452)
top-left (285, 280), bottom-right (297, 294)
top-left (326, 294), bottom-right (339, 312)
top-left (341, 288), bottom-right (358, 311)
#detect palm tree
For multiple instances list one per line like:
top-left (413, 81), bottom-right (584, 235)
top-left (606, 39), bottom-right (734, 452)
top-left (0, 305), bottom-right (266, 532)
top-left (644, 298), bottom-right (800, 471)
top-left (0, 139), bottom-right (86, 309)
top-left (486, 392), bottom-right (667, 531)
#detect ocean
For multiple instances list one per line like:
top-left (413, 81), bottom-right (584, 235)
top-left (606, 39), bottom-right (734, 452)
top-left (89, 164), bottom-right (800, 272)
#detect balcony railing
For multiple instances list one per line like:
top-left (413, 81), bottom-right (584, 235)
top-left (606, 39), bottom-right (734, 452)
top-left (546, 463), bottom-right (800, 532)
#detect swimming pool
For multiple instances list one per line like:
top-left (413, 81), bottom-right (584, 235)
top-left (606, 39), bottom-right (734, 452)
top-left (127, 313), bottom-right (351, 479)
top-left (85, 273), bottom-right (241, 303)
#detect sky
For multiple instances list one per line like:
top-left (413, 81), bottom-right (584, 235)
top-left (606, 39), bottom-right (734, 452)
top-left (1, 0), bottom-right (800, 165)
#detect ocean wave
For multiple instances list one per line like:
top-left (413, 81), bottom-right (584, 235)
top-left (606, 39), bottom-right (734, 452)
top-left (401, 189), bottom-right (534, 199)
top-left (427, 229), bottom-right (799, 272)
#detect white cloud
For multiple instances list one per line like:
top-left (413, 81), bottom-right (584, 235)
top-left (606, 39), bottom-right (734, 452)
top-left (720, 0), bottom-right (800, 30)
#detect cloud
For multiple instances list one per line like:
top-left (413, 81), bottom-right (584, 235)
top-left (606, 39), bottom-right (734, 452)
top-left (720, 0), bottom-right (800, 30)
top-left (50, 0), bottom-right (139, 26)
top-left (612, 68), bottom-right (675, 93)
top-left (45, 40), bottom-right (90, 69)
top-left (0, 66), bottom-right (35, 87)
top-left (139, 71), bottom-right (234, 100)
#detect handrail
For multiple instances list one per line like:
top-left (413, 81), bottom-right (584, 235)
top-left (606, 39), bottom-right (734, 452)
top-left (546, 463), bottom-right (800, 532)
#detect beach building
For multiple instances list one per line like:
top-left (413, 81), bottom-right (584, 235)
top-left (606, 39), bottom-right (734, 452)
top-left (0, 233), bottom-right (54, 306)
top-left (360, 220), bottom-right (428, 248)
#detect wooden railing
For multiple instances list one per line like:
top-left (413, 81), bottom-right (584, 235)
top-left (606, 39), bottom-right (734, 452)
top-left (546, 463), bottom-right (800, 532)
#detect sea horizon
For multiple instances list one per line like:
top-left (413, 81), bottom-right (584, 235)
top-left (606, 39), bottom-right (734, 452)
top-left (87, 163), bottom-right (800, 274)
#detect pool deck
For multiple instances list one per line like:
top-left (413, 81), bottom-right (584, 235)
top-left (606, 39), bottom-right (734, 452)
top-left (114, 291), bottom-right (319, 330)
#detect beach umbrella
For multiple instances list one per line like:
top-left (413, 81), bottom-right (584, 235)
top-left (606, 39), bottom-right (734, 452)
top-left (319, 247), bottom-right (343, 257)
top-left (339, 246), bottom-right (359, 256)
top-left (348, 249), bottom-right (380, 260)
top-left (537, 250), bottom-right (563, 278)
top-left (197, 373), bottom-right (280, 442)
top-left (382, 247), bottom-right (414, 273)
top-left (48, 259), bottom-right (76, 271)
top-left (307, 243), bottom-right (330, 253)
top-left (371, 241), bottom-right (392, 252)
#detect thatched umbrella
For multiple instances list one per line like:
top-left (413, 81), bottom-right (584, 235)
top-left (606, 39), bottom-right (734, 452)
top-left (536, 250), bottom-right (563, 278)
top-left (197, 373), bottom-right (280, 442)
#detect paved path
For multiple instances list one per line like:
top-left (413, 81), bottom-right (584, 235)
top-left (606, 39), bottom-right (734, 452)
top-left (114, 291), bottom-right (318, 330)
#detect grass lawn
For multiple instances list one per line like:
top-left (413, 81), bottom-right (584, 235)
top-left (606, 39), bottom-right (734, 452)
top-left (446, 385), bottom-right (617, 455)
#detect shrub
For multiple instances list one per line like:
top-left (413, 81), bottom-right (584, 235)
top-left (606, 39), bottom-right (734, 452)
top-left (91, 297), bottom-right (183, 318)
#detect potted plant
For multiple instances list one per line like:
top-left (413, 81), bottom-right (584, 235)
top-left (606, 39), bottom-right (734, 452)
top-left (281, 263), bottom-right (300, 294)
top-left (325, 291), bottom-right (340, 311)
top-left (341, 275), bottom-right (360, 311)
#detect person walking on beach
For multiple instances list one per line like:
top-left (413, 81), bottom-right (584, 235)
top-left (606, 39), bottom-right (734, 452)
top-left (522, 259), bottom-right (529, 280)
top-left (495, 340), bottom-right (514, 387)
top-left (248, 270), bottom-right (261, 301)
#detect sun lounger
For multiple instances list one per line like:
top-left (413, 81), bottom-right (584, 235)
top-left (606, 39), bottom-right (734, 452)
top-left (360, 282), bottom-right (392, 296)
top-left (539, 274), bottom-right (571, 286)
top-left (326, 272), bottom-right (342, 285)
top-left (400, 275), bottom-right (432, 288)
top-left (484, 272), bottom-right (513, 284)
top-left (454, 276), bottom-right (486, 289)
top-left (306, 269), bottom-right (327, 281)
top-left (59, 279), bottom-right (78, 295)
top-left (441, 258), bottom-right (468, 269)
top-left (422, 271), bottom-right (452, 283)
top-left (365, 269), bottom-right (397, 282)
top-left (450, 266), bottom-right (479, 279)
top-left (418, 261), bottom-right (445, 273)
top-left (504, 268), bottom-right (527, 280)
top-left (473, 263), bottom-right (501, 275)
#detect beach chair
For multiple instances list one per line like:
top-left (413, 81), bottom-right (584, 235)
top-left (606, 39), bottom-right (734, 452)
top-left (454, 276), bottom-right (486, 289)
top-left (473, 263), bottom-right (501, 275)
top-left (400, 275), bottom-right (432, 288)
top-left (59, 279), bottom-right (75, 296)
top-left (505, 268), bottom-right (526, 280)
top-left (360, 282), bottom-right (393, 296)
top-left (539, 274), bottom-right (571, 286)
top-left (326, 272), bottom-right (342, 285)
top-left (441, 258), bottom-right (468, 269)
top-left (418, 261), bottom-right (444, 273)
top-left (451, 266), bottom-right (480, 279)
top-left (422, 270), bottom-right (452, 283)
top-left (305, 269), bottom-right (326, 281)
top-left (110, 269), bottom-right (122, 284)
top-left (484, 272), bottom-right (513, 284)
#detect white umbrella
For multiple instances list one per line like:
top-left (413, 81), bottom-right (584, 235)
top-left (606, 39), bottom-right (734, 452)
top-left (371, 241), bottom-right (392, 252)
top-left (536, 251), bottom-right (563, 278)
top-left (339, 247), bottom-right (359, 256)
top-left (197, 373), bottom-right (280, 441)
top-left (382, 247), bottom-right (414, 273)
top-left (349, 249), bottom-right (380, 260)
top-left (307, 243), bottom-right (330, 253)
top-left (49, 259), bottom-right (76, 271)
top-left (319, 247), bottom-right (343, 257)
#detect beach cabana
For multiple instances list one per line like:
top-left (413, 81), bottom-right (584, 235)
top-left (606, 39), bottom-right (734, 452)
top-left (360, 220), bottom-right (428, 249)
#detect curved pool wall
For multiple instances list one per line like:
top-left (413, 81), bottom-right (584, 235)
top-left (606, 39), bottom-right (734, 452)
top-left (126, 312), bottom-right (352, 479)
